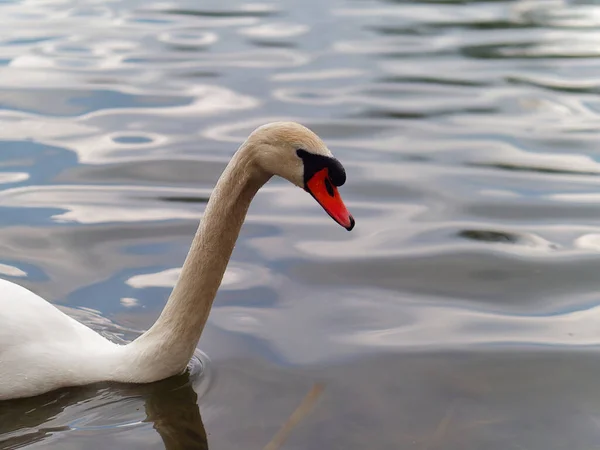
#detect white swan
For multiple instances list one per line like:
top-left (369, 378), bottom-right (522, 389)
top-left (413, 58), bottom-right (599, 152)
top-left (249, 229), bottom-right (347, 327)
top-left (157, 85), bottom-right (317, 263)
top-left (0, 122), bottom-right (354, 401)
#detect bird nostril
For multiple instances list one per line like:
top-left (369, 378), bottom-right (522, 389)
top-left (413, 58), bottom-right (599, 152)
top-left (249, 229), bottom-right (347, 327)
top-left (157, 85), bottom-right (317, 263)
top-left (324, 177), bottom-right (335, 197)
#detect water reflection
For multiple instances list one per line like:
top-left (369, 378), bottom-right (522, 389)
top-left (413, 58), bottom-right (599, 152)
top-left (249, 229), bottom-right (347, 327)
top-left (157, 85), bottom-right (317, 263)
top-left (0, 371), bottom-right (208, 449)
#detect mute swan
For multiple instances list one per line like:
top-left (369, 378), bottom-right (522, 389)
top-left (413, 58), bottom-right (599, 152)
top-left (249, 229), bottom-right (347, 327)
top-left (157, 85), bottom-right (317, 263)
top-left (0, 122), bottom-right (354, 400)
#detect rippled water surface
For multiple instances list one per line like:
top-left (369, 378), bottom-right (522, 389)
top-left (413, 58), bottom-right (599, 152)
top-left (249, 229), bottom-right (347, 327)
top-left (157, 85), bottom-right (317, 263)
top-left (3, 0), bottom-right (600, 448)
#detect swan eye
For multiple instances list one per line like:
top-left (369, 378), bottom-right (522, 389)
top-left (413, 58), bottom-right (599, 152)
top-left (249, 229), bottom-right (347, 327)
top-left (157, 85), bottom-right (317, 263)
top-left (296, 149), bottom-right (347, 187)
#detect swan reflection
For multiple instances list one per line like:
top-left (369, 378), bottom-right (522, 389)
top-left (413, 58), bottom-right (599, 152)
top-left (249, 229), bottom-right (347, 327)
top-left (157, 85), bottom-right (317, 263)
top-left (0, 372), bottom-right (208, 449)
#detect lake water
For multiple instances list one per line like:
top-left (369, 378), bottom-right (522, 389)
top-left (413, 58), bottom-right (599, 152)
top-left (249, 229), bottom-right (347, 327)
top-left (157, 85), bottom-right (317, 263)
top-left (2, 0), bottom-right (600, 448)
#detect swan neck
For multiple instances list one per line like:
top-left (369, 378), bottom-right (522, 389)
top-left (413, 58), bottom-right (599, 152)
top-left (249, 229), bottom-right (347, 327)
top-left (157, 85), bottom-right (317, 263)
top-left (128, 144), bottom-right (269, 379)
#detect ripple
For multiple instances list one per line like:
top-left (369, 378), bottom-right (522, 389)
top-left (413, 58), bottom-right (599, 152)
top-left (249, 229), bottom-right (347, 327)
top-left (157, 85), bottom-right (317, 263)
top-left (506, 74), bottom-right (600, 94)
top-left (457, 229), bottom-right (559, 250)
top-left (209, 286), bottom-right (600, 364)
top-left (3, 36), bottom-right (58, 46)
top-left (120, 297), bottom-right (139, 308)
top-left (57, 305), bottom-right (141, 344)
top-left (203, 115), bottom-right (412, 147)
top-left (462, 35), bottom-right (600, 59)
top-left (513, 1), bottom-right (600, 28)
top-left (64, 6), bottom-right (114, 19)
top-left (56, 159), bottom-right (226, 186)
top-left (155, 4), bottom-right (278, 18)
top-left (239, 22), bottom-right (308, 39)
top-left (466, 147), bottom-right (600, 176)
top-left (126, 267), bottom-right (181, 288)
top-left (157, 30), bottom-right (218, 48)
top-left (336, 296), bottom-right (600, 350)
top-left (0, 88), bottom-right (191, 116)
top-left (0, 262), bottom-right (26, 277)
top-left (574, 233), bottom-right (600, 251)
top-left (271, 69), bottom-right (365, 82)
top-left (333, 36), bottom-right (451, 56)
top-left (274, 82), bottom-right (503, 118)
top-left (110, 133), bottom-right (155, 144)
top-left (126, 263), bottom-right (273, 291)
top-left (0, 185), bottom-right (209, 224)
top-left (124, 48), bottom-right (309, 68)
top-left (0, 172), bottom-right (28, 184)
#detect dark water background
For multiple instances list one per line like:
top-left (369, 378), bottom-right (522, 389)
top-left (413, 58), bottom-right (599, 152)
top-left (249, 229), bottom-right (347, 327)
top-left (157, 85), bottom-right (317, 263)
top-left (2, 0), bottom-right (600, 448)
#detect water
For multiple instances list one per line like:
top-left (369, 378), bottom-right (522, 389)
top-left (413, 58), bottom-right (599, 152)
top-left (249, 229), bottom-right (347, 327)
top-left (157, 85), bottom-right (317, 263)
top-left (1, 0), bottom-right (600, 448)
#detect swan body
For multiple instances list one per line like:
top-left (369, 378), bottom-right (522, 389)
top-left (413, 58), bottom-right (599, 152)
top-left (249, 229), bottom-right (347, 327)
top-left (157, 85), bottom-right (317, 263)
top-left (0, 279), bottom-right (128, 397)
top-left (0, 122), bottom-right (354, 400)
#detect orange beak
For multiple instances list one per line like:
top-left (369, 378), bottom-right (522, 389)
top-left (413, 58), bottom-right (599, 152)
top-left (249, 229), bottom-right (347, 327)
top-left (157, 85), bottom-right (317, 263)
top-left (305, 168), bottom-right (355, 231)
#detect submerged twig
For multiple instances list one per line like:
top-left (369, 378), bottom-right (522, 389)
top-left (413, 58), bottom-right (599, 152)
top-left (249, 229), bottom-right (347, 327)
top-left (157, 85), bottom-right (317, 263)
top-left (263, 383), bottom-right (325, 450)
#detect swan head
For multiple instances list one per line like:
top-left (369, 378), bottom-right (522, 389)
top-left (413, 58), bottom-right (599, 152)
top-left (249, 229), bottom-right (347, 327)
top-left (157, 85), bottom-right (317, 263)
top-left (246, 121), bottom-right (355, 231)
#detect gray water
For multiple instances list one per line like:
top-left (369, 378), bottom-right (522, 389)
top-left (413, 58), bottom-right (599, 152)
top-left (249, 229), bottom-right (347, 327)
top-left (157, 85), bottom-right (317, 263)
top-left (2, 0), bottom-right (600, 448)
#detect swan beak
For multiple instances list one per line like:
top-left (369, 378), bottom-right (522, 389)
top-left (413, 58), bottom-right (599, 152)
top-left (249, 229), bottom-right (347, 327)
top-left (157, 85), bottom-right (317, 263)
top-left (305, 168), bottom-right (355, 231)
